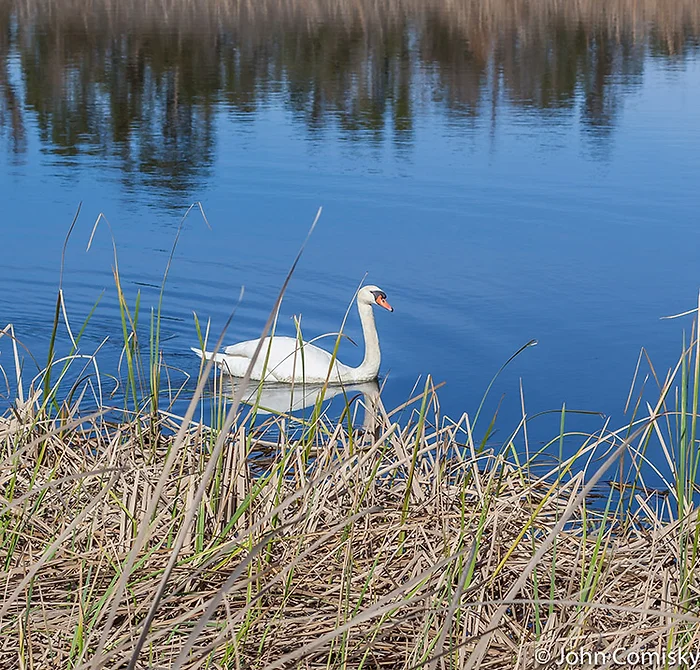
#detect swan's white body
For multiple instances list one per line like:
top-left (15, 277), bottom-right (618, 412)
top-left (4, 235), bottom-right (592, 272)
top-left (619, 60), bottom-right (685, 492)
top-left (192, 285), bottom-right (392, 384)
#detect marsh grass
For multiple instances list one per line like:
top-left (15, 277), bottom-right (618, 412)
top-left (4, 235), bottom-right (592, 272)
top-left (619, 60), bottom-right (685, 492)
top-left (1, 213), bottom-right (700, 668)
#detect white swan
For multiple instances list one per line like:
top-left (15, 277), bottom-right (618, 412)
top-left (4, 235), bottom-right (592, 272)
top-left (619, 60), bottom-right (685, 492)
top-left (192, 285), bottom-right (393, 384)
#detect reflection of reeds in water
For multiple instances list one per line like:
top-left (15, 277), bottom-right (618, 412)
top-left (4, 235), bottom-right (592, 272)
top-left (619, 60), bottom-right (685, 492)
top-left (1, 0), bottom-right (698, 184)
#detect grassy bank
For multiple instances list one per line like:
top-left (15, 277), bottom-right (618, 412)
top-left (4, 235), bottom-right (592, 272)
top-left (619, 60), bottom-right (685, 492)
top-left (1, 220), bottom-right (700, 668)
top-left (3, 328), bottom-right (700, 669)
top-left (2, 350), bottom-right (700, 669)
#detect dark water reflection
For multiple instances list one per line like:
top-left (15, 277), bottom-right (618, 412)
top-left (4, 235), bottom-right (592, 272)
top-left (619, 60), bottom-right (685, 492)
top-left (2, 0), bottom-right (699, 195)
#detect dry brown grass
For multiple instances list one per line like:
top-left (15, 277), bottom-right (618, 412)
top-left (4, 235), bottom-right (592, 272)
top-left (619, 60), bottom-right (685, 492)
top-left (1, 363), bottom-right (699, 669)
top-left (9, 0), bottom-right (700, 68)
top-left (11, 0), bottom-right (700, 35)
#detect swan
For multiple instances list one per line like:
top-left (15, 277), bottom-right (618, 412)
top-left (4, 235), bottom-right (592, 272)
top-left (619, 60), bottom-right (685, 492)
top-left (191, 285), bottom-right (393, 384)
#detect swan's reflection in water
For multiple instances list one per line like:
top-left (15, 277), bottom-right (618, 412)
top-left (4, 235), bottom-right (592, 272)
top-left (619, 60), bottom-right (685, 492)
top-left (220, 377), bottom-right (381, 428)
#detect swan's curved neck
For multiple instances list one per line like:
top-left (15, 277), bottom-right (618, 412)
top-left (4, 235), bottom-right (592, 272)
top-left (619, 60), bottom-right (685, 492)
top-left (351, 301), bottom-right (381, 382)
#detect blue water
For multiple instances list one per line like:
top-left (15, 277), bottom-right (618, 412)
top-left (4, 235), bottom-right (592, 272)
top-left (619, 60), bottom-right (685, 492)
top-left (1, 2), bottom-right (700, 452)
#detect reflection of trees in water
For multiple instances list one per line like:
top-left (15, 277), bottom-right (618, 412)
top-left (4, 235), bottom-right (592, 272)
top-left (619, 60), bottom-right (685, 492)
top-left (0, 4), bottom-right (26, 154)
top-left (14, 23), bottom-right (217, 194)
top-left (494, 21), bottom-right (646, 143)
top-left (1, 0), bottom-right (699, 189)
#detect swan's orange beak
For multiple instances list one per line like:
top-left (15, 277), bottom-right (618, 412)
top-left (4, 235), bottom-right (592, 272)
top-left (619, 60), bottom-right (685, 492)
top-left (376, 295), bottom-right (393, 312)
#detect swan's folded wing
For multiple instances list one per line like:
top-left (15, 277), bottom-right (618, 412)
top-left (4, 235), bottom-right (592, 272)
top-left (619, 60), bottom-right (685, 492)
top-left (224, 336), bottom-right (340, 382)
top-left (224, 336), bottom-right (296, 359)
top-left (223, 338), bottom-right (261, 357)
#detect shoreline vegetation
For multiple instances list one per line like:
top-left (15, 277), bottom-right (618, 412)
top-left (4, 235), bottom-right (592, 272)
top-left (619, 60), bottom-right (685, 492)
top-left (2, 223), bottom-right (700, 668)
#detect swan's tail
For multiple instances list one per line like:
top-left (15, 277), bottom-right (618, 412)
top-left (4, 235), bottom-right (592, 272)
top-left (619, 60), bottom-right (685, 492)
top-left (191, 347), bottom-right (226, 364)
top-left (192, 347), bottom-right (254, 378)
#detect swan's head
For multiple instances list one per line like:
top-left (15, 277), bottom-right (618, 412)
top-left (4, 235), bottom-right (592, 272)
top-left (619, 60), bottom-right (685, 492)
top-left (359, 285), bottom-right (393, 312)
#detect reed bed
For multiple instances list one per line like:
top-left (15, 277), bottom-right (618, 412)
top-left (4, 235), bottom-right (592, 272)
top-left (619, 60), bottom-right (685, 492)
top-left (3, 327), bottom-right (700, 669)
top-left (1, 217), bottom-right (700, 668)
top-left (12, 0), bottom-right (700, 39)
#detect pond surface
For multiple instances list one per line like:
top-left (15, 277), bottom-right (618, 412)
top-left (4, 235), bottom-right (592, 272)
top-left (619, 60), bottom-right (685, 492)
top-left (1, 0), bottom-right (700, 449)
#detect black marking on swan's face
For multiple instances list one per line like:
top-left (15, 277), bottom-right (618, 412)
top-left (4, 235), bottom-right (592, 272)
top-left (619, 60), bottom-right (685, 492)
top-left (370, 289), bottom-right (393, 312)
